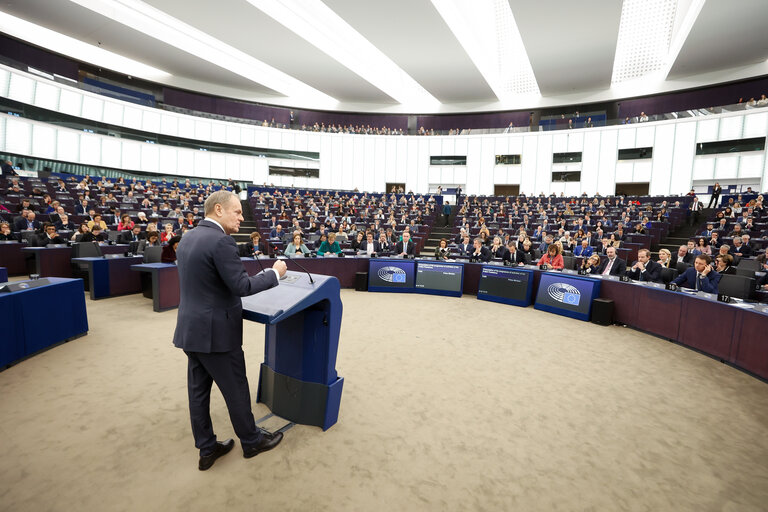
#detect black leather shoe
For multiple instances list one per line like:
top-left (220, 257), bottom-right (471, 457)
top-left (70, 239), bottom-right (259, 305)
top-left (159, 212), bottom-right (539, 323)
top-left (198, 438), bottom-right (235, 471)
top-left (243, 431), bottom-right (284, 459)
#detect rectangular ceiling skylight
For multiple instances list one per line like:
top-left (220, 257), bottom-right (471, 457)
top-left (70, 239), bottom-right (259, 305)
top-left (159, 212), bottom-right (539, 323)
top-left (66, 0), bottom-right (338, 107)
top-left (431, 0), bottom-right (540, 102)
top-left (245, 0), bottom-right (440, 109)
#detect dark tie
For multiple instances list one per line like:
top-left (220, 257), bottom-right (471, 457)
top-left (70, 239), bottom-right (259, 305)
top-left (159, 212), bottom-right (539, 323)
top-left (696, 274), bottom-right (701, 291)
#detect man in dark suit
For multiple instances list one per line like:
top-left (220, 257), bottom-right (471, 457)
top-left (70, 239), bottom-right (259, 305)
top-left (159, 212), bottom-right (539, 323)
top-left (626, 248), bottom-right (662, 282)
top-left (54, 213), bottom-right (76, 232)
top-left (730, 236), bottom-right (752, 258)
top-left (15, 210), bottom-right (41, 233)
top-left (75, 200), bottom-right (89, 215)
top-left (672, 254), bottom-right (721, 293)
top-left (457, 235), bottom-right (472, 256)
top-left (670, 245), bottom-right (694, 268)
top-left (118, 226), bottom-right (145, 244)
top-left (469, 238), bottom-right (491, 263)
top-left (502, 240), bottom-right (525, 265)
top-left (395, 231), bottom-right (415, 257)
top-left (598, 247), bottom-right (627, 276)
top-left (173, 191), bottom-right (287, 471)
top-left (359, 232), bottom-right (381, 256)
top-left (38, 223), bottom-right (66, 247)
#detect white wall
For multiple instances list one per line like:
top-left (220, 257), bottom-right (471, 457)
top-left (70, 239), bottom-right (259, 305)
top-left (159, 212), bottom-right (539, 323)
top-left (1, 63), bottom-right (767, 195)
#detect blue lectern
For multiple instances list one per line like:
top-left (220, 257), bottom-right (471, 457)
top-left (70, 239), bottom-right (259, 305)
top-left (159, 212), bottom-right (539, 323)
top-left (241, 270), bottom-right (344, 431)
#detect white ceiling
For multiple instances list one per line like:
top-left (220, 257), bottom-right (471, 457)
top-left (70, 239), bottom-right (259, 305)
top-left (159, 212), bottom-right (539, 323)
top-left (0, 0), bottom-right (767, 113)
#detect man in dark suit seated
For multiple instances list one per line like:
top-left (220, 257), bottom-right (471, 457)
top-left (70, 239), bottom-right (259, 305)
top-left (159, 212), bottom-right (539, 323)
top-left (55, 213), bottom-right (76, 232)
top-left (38, 223), bottom-right (67, 246)
top-left (502, 240), bottom-right (525, 265)
top-left (573, 239), bottom-right (593, 257)
top-left (730, 236), bottom-right (752, 258)
top-left (670, 245), bottom-right (694, 267)
top-left (395, 231), bottom-right (416, 257)
top-left (597, 247), bottom-right (627, 276)
top-left (359, 232), bottom-right (381, 256)
top-left (672, 254), bottom-right (721, 293)
top-left (119, 225), bottom-right (145, 244)
top-left (173, 190), bottom-right (287, 471)
top-left (469, 238), bottom-right (491, 263)
top-left (457, 235), bottom-right (472, 256)
top-left (625, 248), bottom-right (662, 282)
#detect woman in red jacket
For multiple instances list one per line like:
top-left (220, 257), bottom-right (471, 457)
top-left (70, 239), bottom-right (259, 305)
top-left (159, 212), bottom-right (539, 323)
top-left (538, 243), bottom-right (564, 270)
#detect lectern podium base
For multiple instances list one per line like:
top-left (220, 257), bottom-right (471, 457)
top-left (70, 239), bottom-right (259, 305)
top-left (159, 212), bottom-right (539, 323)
top-left (258, 364), bottom-right (344, 431)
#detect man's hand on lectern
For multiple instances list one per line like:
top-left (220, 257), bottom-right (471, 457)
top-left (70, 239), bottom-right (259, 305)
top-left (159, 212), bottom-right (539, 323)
top-left (273, 260), bottom-right (287, 277)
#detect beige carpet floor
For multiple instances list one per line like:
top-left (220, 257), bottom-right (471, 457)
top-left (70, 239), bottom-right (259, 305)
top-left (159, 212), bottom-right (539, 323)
top-left (1, 287), bottom-right (768, 512)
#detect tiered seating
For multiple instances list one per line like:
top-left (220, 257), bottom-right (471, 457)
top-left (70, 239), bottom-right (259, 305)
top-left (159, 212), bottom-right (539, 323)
top-left (247, 186), bottom-right (441, 255)
top-left (448, 194), bottom-right (693, 266)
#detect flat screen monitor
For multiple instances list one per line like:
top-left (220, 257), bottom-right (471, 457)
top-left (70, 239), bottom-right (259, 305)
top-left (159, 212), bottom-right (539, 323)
top-left (414, 261), bottom-right (464, 297)
top-left (477, 266), bottom-right (533, 306)
top-left (534, 272), bottom-right (601, 321)
top-left (367, 259), bottom-right (416, 293)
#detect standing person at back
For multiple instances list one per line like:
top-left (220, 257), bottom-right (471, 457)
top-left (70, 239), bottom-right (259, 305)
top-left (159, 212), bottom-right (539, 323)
top-left (173, 190), bottom-right (288, 471)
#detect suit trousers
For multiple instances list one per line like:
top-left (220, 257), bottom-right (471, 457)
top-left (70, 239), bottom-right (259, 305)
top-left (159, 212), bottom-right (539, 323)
top-left (185, 348), bottom-right (263, 455)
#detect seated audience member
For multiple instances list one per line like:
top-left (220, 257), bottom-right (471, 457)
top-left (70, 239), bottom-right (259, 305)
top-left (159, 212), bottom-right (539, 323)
top-left (16, 210), bottom-right (41, 232)
top-left (672, 254), bottom-right (721, 293)
top-left (489, 236), bottom-right (507, 259)
top-left (626, 248), bottom-right (662, 282)
top-left (38, 223), bottom-right (66, 246)
top-left (285, 233), bottom-right (311, 256)
top-left (598, 238), bottom-right (611, 255)
top-left (580, 254), bottom-right (602, 274)
top-left (573, 239), bottom-right (593, 257)
top-left (378, 233), bottom-right (392, 254)
top-left (503, 241), bottom-right (525, 266)
top-left (317, 232), bottom-right (342, 256)
top-left (136, 212), bottom-right (149, 225)
top-left (87, 214), bottom-right (107, 232)
top-left (457, 235), bottom-right (472, 256)
top-left (0, 222), bottom-right (15, 241)
top-left (470, 237), bottom-right (492, 263)
top-left (656, 248), bottom-right (672, 268)
top-left (138, 230), bottom-right (160, 251)
top-left (240, 231), bottom-right (266, 257)
top-left (117, 214), bottom-right (134, 231)
top-left (359, 232), bottom-right (381, 257)
top-left (695, 237), bottom-right (711, 256)
top-left (119, 225), bottom-right (145, 244)
top-left (714, 254), bottom-right (737, 275)
top-left (434, 239), bottom-right (450, 260)
top-left (270, 224), bottom-right (284, 240)
top-left (538, 235), bottom-right (553, 254)
top-left (55, 214), bottom-right (76, 232)
top-left (160, 223), bottom-right (176, 244)
top-left (538, 244), bottom-right (564, 270)
top-left (671, 245), bottom-right (693, 267)
top-left (519, 239), bottom-right (536, 262)
top-left (161, 235), bottom-right (182, 263)
top-left (395, 231), bottom-right (416, 257)
top-left (71, 224), bottom-right (90, 241)
top-left (184, 212), bottom-right (197, 229)
top-left (598, 247), bottom-right (627, 276)
top-left (81, 224), bottom-right (106, 243)
top-left (730, 236), bottom-right (752, 258)
top-left (350, 231), bottom-right (364, 251)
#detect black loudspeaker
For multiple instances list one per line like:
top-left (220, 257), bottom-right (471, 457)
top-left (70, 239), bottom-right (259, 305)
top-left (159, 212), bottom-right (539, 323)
top-left (355, 272), bottom-right (368, 292)
top-left (591, 298), bottom-right (614, 326)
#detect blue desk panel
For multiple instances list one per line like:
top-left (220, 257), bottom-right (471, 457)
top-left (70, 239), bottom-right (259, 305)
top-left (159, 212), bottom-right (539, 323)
top-left (534, 272), bottom-right (602, 321)
top-left (0, 277), bottom-right (88, 368)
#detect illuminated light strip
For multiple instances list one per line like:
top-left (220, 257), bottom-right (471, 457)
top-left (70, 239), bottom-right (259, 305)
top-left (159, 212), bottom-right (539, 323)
top-left (66, 0), bottom-right (338, 107)
top-left (245, 0), bottom-right (440, 108)
top-left (431, 0), bottom-right (540, 102)
top-left (611, 0), bottom-right (705, 85)
top-left (0, 11), bottom-right (171, 81)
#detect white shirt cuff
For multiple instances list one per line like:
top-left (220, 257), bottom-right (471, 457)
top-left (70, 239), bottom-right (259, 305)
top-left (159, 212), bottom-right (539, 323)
top-left (268, 268), bottom-right (280, 281)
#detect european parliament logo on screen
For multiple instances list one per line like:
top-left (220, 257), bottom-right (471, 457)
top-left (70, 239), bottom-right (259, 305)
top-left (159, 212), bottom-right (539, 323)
top-left (378, 266), bottom-right (407, 283)
top-left (547, 282), bottom-right (581, 306)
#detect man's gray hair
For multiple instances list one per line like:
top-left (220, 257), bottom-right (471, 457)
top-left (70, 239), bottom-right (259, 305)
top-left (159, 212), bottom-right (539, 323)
top-left (204, 190), bottom-right (238, 216)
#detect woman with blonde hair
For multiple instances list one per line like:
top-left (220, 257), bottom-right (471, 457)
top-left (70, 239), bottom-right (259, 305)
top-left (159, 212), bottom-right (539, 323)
top-left (657, 248), bottom-right (672, 268)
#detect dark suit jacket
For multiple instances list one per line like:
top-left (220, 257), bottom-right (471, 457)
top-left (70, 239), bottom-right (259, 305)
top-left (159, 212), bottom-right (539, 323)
top-left (458, 242), bottom-right (472, 255)
top-left (395, 240), bottom-right (415, 256)
top-left (173, 220), bottom-right (278, 353)
top-left (502, 249), bottom-right (526, 265)
top-left (470, 246), bottom-right (492, 263)
top-left (597, 257), bottom-right (627, 276)
top-left (672, 267), bottom-right (721, 293)
top-left (38, 234), bottom-right (66, 247)
top-left (81, 232), bottom-right (105, 243)
top-left (626, 259), bottom-right (662, 282)
top-left (238, 240), bottom-right (267, 257)
top-left (731, 244), bottom-right (752, 257)
top-left (671, 253), bottom-right (694, 267)
top-left (359, 240), bottom-right (381, 253)
top-left (119, 231), bottom-right (145, 244)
